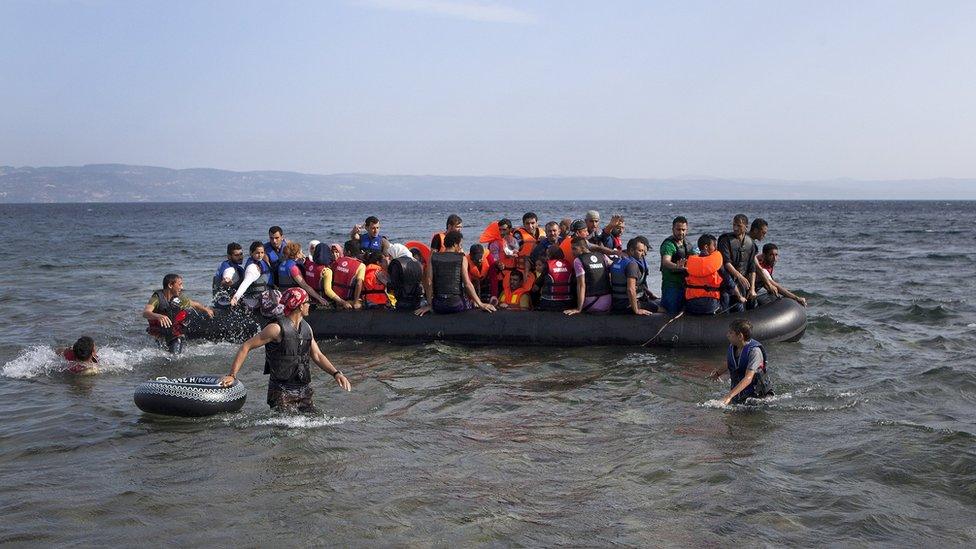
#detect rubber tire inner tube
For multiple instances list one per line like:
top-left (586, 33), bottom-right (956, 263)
top-left (134, 375), bottom-right (246, 417)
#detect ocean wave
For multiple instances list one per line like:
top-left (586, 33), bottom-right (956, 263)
top-left (615, 352), bottom-right (659, 366)
top-left (807, 314), bottom-right (867, 334)
top-left (1, 345), bottom-right (142, 379)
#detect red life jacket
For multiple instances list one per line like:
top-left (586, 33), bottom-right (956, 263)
top-left (362, 264), bottom-right (387, 305)
top-left (331, 257), bottom-right (363, 300)
top-left (542, 259), bottom-right (573, 301)
top-left (685, 251), bottom-right (723, 300)
top-left (303, 263), bottom-right (327, 293)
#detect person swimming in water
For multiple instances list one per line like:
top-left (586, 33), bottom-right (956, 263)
top-left (59, 336), bottom-right (99, 375)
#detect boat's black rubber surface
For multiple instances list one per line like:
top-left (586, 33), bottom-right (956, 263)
top-left (134, 375), bottom-right (247, 417)
top-left (186, 295), bottom-right (806, 348)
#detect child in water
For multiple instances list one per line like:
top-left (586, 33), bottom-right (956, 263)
top-left (60, 336), bottom-right (99, 375)
top-left (711, 319), bottom-right (773, 405)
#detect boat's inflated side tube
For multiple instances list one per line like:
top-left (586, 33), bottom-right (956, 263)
top-left (134, 375), bottom-right (246, 417)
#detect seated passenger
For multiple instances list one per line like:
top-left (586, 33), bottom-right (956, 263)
top-left (755, 243), bottom-right (807, 306)
top-left (231, 241), bottom-right (272, 309)
top-left (684, 234), bottom-right (724, 315)
top-left (361, 251), bottom-right (390, 309)
top-left (415, 231), bottom-right (496, 316)
top-left (60, 336), bottom-right (99, 375)
top-left (350, 216), bottom-right (389, 256)
top-left (276, 242), bottom-right (328, 305)
top-left (213, 242), bottom-right (245, 305)
top-left (529, 221), bottom-right (562, 267)
top-left (302, 243), bottom-right (332, 303)
top-left (565, 237), bottom-right (613, 315)
top-left (386, 243), bottom-right (425, 311)
top-left (513, 212), bottom-right (543, 272)
top-left (330, 240), bottom-right (366, 309)
top-left (534, 246), bottom-right (574, 312)
top-left (609, 237), bottom-right (655, 316)
top-left (558, 219), bottom-right (589, 267)
top-left (431, 214), bottom-right (463, 252)
top-left (717, 214), bottom-right (755, 313)
top-left (498, 269), bottom-right (531, 310)
top-left (466, 243), bottom-right (493, 303)
top-left (481, 218), bottom-right (519, 297)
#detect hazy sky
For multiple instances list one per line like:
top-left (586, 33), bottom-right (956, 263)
top-left (2, 0), bottom-right (975, 180)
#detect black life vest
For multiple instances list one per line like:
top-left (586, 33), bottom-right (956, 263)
top-left (389, 256), bottom-right (424, 309)
top-left (263, 318), bottom-right (313, 385)
top-left (578, 252), bottom-right (610, 297)
top-left (719, 232), bottom-right (755, 275)
top-left (431, 252), bottom-right (464, 298)
top-left (661, 236), bottom-right (695, 270)
top-left (727, 340), bottom-right (773, 403)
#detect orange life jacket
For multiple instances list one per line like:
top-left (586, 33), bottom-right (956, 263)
top-left (500, 287), bottom-right (530, 309)
top-left (559, 238), bottom-right (576, 267)
top-left (515, 227), bottom-right (542, 259)
top-left (432, 232), bottom-right (447, 253)
top-left (685, 251), bottom-right (724, 300)
top-left (362, 263), bottom-right (387, 305)
top-left (467, 253), bottom-right (490, 282)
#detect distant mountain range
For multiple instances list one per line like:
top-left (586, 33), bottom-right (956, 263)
top-left (1, 164), bottom-right (973, 202)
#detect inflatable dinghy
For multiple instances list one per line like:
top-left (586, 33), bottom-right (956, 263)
top-left (186, 295), bottom-right (806, 348)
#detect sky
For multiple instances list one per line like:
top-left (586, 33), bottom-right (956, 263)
top-left (2, 0), bottom-right (975, 181)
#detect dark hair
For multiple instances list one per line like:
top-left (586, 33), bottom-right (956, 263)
top-left (498, 218), bottom-right (512, 230)
top-left (732, 214), bottom-right (748, 226)
top-left (697, 234), bottom-right (717, 249)
top-left (672, 216), bottom-right (688, 226)
top-left (762, 243), bottom-right (779, 255)
top-left (635, 235), bottom-right (650, 249)
top-left (547, 246), bottom-right (565, 260)
top-left (344, 239), bottom-right (361, 256)
top-left (751, 218), bottom-right (768, 231)
top-left (162, 273), bottom-right (181, 289)
top-left (365, 216), bottom-right (379, 227)
top-left (268, 226), bottom-right (283, 236)
top-left (571, 236), bottom-right (589, 249)
top-left (626, 237), bottom-right (645, 253)
top-left (363, 250), bottom-right (383, 265)
top-left (72, 336), bottom-right (95, 361)
top-left (729, 319), bottom-right (752, 340)
top-left (544, 221), bottom-right (559, 230)
top-left (226, 242), bottom-right (242, 255)
top-left (312, 243), bottom-right (332, 266)
top-left (522, 212), bottom-right (538, 223)
top-left (249, 241), bottom-right (265, 254)
top-left (446, 214), bottom-right (462, 228)
top-left (444, 230), bottom-right (463, 249)
top-left (469, 243), bottom-right (484, 260)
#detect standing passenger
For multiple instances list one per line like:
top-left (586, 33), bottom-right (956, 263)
top-left (717, 214), bottom-right (756, 313)
top-left (431, 214), bottom-right (463, 252)
top-left (350, 216), bottom-right (389, 256)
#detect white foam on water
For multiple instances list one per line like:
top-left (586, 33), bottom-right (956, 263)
top-left (252, 415), bottom-right (358, 429)
top-left (700, 399), bottom-right (728, 409)
top-left (967, 323), bottom-right (976, 328)
top-left (615, 353), bottom-right (659, 366)
top-left (1, 344), bottom-right (142, 379)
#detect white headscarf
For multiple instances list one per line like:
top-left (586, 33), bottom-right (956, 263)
top-left (386, 243), bottom-right (412, 260)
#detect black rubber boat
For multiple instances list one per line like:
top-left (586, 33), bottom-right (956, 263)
top-left (185, 295), bottom-right (806, 348)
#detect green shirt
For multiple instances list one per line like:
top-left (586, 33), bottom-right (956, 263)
top-left (660, 239), bottom-right (693, 288)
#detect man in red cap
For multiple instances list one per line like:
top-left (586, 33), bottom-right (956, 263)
top-left (221, 288), bottom-right (351, 412)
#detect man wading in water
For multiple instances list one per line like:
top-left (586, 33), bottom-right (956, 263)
top-left (220, 288), bottom-right (351, 412)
